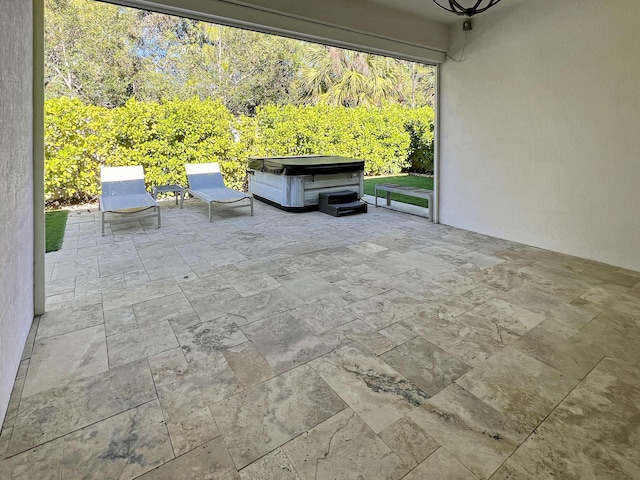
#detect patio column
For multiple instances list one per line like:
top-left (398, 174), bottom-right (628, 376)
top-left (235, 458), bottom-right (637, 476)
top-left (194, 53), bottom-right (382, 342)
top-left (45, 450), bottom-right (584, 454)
top-left (33, 0), bottom-right (45, 315)
top-left (433, 63), bottom-right (440, 224)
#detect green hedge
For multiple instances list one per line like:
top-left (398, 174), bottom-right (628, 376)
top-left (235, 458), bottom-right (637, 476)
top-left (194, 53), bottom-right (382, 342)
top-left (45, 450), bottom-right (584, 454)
top-left (45, 97), bottom-right (434, 202)
top-left (107, 98), bottom-right (245, 190)
top-left (45, 98), bottom-right (110, 201)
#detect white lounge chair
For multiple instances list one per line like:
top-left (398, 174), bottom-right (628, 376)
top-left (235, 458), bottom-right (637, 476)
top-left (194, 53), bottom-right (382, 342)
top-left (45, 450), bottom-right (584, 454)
top-left (99, 165), bottom-right (161, 235)
top-left (185, 163), bottom-right (254, 221)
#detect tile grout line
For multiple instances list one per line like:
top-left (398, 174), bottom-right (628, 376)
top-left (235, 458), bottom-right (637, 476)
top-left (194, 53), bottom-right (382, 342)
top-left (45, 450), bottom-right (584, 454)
top-left (484, 354), bottom-right (610, 479)
top-left (3, 396), bottom-right (161, 460)
top-left (145, 357), bottom-right (176, 460)
top-left (2, 315), bottom-right (43, 459)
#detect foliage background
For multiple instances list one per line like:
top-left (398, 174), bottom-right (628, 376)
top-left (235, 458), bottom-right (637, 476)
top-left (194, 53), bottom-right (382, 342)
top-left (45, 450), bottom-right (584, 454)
top-left (44, 0), bottom-right (436, 203)
top-left (45, 97), bottom-right (434, 201)
top-left (45, 0), bottom-right (435, 113)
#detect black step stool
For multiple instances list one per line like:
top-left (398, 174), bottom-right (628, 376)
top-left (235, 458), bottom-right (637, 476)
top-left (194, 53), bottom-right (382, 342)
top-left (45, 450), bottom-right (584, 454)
top-left (319, 191), bottom-right (367, 217)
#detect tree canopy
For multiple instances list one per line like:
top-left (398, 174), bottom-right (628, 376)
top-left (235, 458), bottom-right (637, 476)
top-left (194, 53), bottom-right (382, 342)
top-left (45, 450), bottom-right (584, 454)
top-left (44, 0), bottom-right (435, 112)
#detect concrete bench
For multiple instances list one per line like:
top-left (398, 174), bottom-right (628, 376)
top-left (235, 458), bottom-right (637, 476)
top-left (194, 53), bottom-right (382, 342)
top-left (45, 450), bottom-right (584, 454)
top-left (374, 183), bottom-right (434, 222)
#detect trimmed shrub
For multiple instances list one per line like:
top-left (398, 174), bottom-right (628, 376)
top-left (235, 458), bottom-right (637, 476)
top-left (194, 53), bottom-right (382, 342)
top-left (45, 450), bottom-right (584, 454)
top-left (403, 107), bottom-right (435, 173)
top-left (243, 104), bottom-right (419, 176)
top-left (45, 98), bottom-right (435, 202)
top-left (45, 97), bottom-right (111, 201)
top-left (106, 97), bottom-right (243, 189)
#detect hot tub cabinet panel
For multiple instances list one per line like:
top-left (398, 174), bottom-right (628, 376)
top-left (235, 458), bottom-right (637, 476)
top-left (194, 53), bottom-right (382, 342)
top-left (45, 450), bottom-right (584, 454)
top-left (248, 156), bottom-right (365, 211)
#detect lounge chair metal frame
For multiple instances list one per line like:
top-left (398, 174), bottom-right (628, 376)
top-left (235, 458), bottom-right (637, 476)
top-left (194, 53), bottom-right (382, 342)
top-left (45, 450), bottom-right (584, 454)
top-left (185, 163), bottom-right (254, 222)
top-left (99, 165), bottom-right (161, 235)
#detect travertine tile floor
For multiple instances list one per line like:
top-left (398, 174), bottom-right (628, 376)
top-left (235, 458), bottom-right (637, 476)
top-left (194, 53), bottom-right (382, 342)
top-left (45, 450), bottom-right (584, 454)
top-left (2, 198), bottom-right (640, 479)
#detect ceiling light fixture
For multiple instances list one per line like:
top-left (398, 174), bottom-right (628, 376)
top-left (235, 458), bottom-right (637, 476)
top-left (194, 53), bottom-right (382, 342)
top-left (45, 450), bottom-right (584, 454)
top-left (432, 0), bottom-right (502, 17)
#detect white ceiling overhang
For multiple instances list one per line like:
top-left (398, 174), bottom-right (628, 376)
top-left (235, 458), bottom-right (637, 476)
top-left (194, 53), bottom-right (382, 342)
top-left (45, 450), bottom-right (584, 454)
top-left (105, 0), bottom-right (450, 63)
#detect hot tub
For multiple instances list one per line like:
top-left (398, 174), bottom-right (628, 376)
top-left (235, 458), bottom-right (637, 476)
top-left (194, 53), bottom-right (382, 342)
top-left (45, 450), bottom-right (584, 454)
top-left (248, 155), bottom-right (365, 211)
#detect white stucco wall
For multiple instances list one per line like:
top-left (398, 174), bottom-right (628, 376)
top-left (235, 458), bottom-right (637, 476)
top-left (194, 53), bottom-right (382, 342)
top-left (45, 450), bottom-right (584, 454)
top-left (440, 0), bottom-right (640, 270)
top-left (0, 0), bottom-right (34, 424)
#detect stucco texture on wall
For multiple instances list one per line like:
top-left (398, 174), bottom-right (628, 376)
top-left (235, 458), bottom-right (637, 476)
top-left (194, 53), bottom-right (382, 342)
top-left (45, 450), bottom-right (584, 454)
top-left (0, 0), bottom-right (34, 424)
top-left (439, 0), bottom-right (640, 270)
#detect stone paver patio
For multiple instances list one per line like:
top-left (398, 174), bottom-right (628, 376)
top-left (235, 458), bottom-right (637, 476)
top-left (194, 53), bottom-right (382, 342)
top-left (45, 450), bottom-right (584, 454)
top-left (2, 197), bottom-right (640, 479)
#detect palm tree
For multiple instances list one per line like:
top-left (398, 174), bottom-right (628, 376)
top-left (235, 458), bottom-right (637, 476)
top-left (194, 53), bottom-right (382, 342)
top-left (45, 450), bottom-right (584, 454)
top-left (298, 45), bottom-right (406, 107)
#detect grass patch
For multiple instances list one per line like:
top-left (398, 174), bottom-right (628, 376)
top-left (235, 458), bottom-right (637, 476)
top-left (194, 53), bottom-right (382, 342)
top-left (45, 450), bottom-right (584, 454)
top-left (364, 174), bottom-right (434, 208)
top-left (46, 210), bottom-right (69, 252)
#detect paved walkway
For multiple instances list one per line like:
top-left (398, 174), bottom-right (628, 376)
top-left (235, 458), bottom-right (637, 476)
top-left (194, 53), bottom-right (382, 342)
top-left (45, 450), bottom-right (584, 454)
top-left (2, 197), bottom-right (640, 479)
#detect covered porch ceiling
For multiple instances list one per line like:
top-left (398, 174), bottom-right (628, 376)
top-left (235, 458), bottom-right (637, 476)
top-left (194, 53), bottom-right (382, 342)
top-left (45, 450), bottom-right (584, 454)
top-left (102, 0), bottom-right (513, 64)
